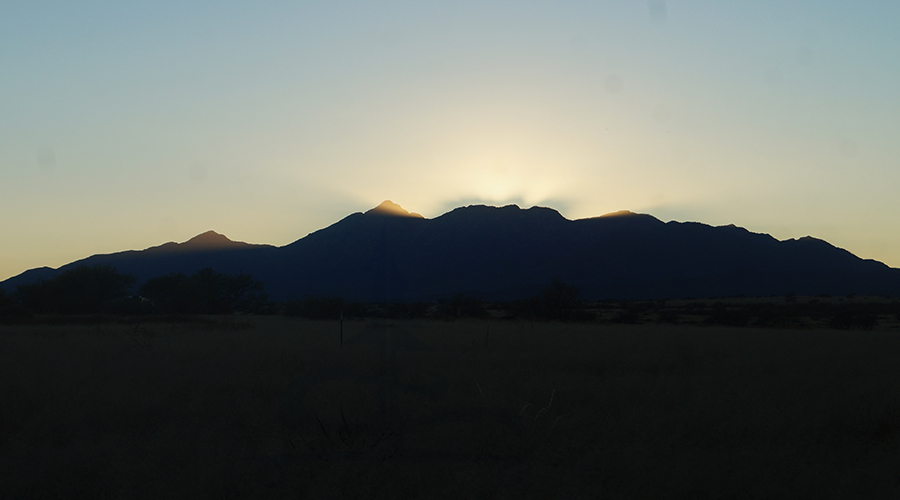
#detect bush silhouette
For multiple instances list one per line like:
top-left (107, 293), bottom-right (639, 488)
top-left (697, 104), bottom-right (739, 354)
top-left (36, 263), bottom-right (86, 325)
top-left (436, 293), bottom-right (488, 319)
top-left (283, 296), bottom-right (366, 320)
top-left (0, 288), bottom-right (33, 323)
top-left (380, 302), bottom-right (431, 319)
top-left (703, 302), bottom-right (753, 326)
top-left (829, 308), bottom-right (877, 330)
top-left (0, 303), bottom-right (33, 323)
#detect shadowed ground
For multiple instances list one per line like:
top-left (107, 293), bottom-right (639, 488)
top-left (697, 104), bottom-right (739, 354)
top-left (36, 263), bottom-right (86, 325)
top-left (1, 317), bottom-right (899, 498)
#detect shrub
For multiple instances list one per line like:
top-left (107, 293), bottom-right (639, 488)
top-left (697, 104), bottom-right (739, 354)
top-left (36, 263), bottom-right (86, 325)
top-left (829, 310), bottom-right (877, 330)
top-left (436, 293), bottom-right (488, 319)
top-left (0, 304), bottom-right (33, 324)
top-left (283, 296), bottom-right (366, 320)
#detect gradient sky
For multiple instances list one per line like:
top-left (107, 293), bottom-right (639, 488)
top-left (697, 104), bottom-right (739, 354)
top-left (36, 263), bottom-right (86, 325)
top-left (3, 1), bottom-right (899, 281)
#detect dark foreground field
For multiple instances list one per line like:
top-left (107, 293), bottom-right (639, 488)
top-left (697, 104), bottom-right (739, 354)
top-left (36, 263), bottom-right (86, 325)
top-left (2, 317), bottom-right (899, 499)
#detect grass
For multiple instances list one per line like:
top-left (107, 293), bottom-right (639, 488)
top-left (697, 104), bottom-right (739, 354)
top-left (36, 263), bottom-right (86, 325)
top-left (1, 317), bottom-right (899, 498)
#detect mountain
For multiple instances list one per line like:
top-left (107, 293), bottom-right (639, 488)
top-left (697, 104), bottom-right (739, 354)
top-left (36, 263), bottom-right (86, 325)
top-left (3, 202), bottom-right (900, 301)
top-left (1, 231), bottom-right (276, 294)
top-left (364, 200), bottom-right (424, 218)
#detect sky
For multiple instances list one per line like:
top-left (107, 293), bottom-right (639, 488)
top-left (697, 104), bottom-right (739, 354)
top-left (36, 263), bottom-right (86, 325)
top-left (2, 1), bottom-right (899, 281)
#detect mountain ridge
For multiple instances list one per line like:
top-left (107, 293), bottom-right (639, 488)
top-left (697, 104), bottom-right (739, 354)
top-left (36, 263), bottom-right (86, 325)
top-left (3, 201), bottom-right (899, 301)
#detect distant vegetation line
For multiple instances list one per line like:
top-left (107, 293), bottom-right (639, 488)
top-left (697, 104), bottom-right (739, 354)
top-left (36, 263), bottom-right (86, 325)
top-left (0, 265), bottom-right (898, 330)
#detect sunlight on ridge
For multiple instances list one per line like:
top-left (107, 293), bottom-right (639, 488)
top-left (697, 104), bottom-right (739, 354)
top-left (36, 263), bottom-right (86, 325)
top-left (599, 210), bottom-right (640, 218)
top-left (364, 200), bottom-right (424, 218)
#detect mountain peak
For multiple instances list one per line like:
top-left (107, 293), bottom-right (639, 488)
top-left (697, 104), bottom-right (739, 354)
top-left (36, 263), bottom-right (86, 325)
top-left (600, 210), bottom-right (638, 217)
top-left (365, 200), bottom-right (424, 218)
top-left (182, 230), bottom-right (238, 249)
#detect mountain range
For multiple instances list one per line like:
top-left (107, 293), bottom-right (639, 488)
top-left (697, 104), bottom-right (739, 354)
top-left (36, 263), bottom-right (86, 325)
top-left (3, 200), bottom-right (899, 302)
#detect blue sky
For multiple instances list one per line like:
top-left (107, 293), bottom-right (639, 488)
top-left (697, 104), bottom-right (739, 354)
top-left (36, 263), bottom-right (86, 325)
top-left (2, 1), bottom-right (899, 280)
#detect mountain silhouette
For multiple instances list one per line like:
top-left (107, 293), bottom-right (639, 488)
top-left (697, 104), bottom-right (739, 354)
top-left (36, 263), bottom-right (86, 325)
top-left (3, 202), bottom-right (900, 301)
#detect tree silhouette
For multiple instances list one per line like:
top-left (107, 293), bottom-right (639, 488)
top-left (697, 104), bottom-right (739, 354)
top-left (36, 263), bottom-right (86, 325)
top-left (510, 278), bottom-right (587, 321)
top-left (138, 273), bottom-right (197, 314)
top-left (139, 268), bottom-right (268, 314)
top-left (538, 278), bottom-right (582, 321)
top-left (16, 265), bottom-right (137, 314)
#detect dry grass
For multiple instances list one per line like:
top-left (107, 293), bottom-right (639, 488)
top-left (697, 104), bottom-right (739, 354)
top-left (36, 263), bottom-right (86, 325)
top-left (1, 317), bottom-right (899, 499)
